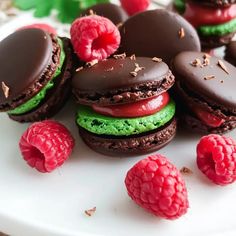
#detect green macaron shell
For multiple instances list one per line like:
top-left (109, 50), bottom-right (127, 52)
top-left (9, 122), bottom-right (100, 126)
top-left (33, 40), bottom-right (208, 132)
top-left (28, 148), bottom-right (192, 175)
top-left (8, 38), bottom-right (65, 115)
top-left (198, 18), bottom-right (236, 37)
top-left (76, 100), bottom-right (175, 136)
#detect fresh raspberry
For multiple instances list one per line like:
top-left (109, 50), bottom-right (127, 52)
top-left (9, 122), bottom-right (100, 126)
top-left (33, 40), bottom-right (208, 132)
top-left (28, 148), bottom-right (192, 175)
top-left (125, 154), bottom-right (189, 220)
top-left (18, 23), bottom-right (57, 35)
top-left (19, 120), bottom-right (74, 173)
top-left (120, 0), bottom-right (150, 16)
top-left (197, 134), bottom-right (236, 186)
top-left (70, 15), bottom-right (121, 62)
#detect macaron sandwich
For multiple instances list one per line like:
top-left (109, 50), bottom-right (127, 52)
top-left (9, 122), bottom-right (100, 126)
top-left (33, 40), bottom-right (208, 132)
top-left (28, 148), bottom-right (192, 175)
top-left (172, 51), bottom-right (236, 133)
top-left (173, 0), bottom-right (236, 49)
top-left (0, 28), bottom-right (73, 122)
top-left (72, 55), bottom-right (176, 156)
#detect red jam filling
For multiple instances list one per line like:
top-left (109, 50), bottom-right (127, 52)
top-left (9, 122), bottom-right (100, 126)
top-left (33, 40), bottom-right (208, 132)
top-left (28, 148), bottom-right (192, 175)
top-left (183, 2), bottom-right (236, 27)
top-left (192, 106), bottom-right (225, 128)
top-left (92, 92), bottom-right (170, 118)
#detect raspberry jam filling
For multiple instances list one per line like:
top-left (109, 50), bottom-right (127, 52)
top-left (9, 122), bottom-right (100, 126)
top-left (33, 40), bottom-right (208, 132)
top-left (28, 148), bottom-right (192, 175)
top-left (183, 2), bottom-right (236, 27)
top-left (192, 106), bottom-right (225, 128)
top-left (92, 92), bottom-right (170, 118)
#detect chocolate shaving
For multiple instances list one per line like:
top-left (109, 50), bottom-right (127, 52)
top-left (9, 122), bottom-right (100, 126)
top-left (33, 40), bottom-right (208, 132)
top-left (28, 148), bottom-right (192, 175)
top-left (134, 63), bottom-right (145, 73)
top-left (1, 81), bottom-right (10, 98)
top-left (85, 207), bottom-right (96, 216)
top-left (116, 22), bottom-right (123, 29)
top-left (204, 75), bottom-right (215, 80)
top-left (89, 9), bottom-right (95, 15)
top-left (76, 66), bottom-right (84, 72)
top-left (86, 59), bottom-right (98, 68)
top-left (113, 53), bottom-right (126, 59)
top-left (152, 57), bottom-right (162, 63)
top-left (217, 60), bottom-right (229, 74)
top-left (130, 71), bottom-right (138, 77)
top-left (105, 67), bottom-right (114, 72)
top-left (180, 167), bottom-right (193, 175)
top-left (190, 58), bottom-right (201, 67)
top-left (178, 27), bottom-right (185, 39)
top-left (130, 54), bottom-right (136, 61)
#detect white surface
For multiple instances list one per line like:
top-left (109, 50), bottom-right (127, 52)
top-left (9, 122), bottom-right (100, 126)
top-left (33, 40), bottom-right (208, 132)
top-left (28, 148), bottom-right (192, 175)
top-left (1, 2), bottom-right (236, 236)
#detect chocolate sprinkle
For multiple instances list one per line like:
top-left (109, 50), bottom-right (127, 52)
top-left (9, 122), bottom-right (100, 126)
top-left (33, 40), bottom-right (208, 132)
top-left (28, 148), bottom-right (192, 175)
top-left (113, 53), bottom-right (126, 59)
top-left (76, 66), bottom-right (84, 72)
top-left (204, 75), bottom-right (215, 80)
top-left (178, 27), bottom-right (185, 39)
top-left (152, 57), bottom-right (162, 62)
top-left (217, 60), bottom-right (229, 74)
top-left (86, 59), bottom-right (98, 68)
top-left (85, 207), bottom-right (96, 216)
top-left (1, 81), bottom-right (9, 98)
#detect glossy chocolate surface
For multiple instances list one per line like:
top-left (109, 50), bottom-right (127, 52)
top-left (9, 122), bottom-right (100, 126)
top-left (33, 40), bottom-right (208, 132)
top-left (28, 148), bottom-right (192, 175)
top-left (73, 57), bottom-right (169, 91)
top-left (172, 51), bottom-right (236, 109)
top-left (119, 9), bottom-right (201, 65)
top-left (82, 3), bottom-right (128, 25)
top-left (0, 29), bottom-right (52, 104)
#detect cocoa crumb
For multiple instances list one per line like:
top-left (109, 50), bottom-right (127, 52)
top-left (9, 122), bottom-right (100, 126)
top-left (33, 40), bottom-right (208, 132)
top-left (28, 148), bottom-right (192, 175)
top-left (220, 80), bottom-right (224, 83)
top-left (204, 75), bottom-right (215, 80)
top-left (190, 58), bottom-right (201, 67)
top-left (130, 54), bottom-right (136, 60)
top-left (76, 66), bottom-right (84, 72)
top-left (85, 207), bottom-right (96, 216)
top-left (1, 81), bottom-right (10, 98)
top-left (113, 53), bottom-right (126, 59)
top-left (217, 60), bottom-right (229, 74)
top-left (178, 27), bottom-right (185, 39)
top-left (86, 59), bottom-right (98, 68)
top-left (152, 57), bottom-right (162, 62)
top-left (180, 167), bottom-right (193, 175)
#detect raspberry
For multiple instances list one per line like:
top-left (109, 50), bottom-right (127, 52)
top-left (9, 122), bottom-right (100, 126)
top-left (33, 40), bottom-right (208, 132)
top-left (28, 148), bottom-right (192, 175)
top-left (70, 15), bottom-right (121, 62)
top-left (18, 23), bottom-right (57, 35)
top-left (19, 120), bottom-right (74, 173)
top-left (120, 0), bottom-right (150, 16)
top-left (125, 154), bottom-right (189, 220)
top-left (197, 134), bottom-right (236, 186)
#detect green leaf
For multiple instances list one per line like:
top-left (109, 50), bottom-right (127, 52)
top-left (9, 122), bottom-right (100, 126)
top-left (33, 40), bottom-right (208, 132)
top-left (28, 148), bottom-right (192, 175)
top-left (34, 0), bottom-right (54, 17)
top-left (13, 0), bottom-right (36, 10)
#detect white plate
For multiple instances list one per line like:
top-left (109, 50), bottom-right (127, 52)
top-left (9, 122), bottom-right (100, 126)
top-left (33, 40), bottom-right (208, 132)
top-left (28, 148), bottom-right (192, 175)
top-left (1, 2), bottom-right (236, 236)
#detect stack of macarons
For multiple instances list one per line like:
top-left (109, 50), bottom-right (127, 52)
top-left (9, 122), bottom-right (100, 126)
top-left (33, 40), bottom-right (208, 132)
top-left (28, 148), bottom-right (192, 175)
top-left (172, 51), bottom-right (236, 133)
top-left (0, 28), bottom-right (73, 122)
top-left (72, 55), bottom-right (176, 155)
top-left (173, 0), bottom-right (236, 49)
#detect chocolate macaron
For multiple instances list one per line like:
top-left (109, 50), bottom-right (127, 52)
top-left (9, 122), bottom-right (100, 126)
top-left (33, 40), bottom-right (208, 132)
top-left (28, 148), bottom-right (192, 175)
top-left (172, 51), bottom-right (236, 133)
top-left (82, 3), bottom-right (128, 25)
top-left (173, 0), bottom-right (236, 49)
top-left (225, 41), bottom-right (236, 65)
top-left (119, 9), bottom-right (201, 66)
top-left (72, 55), bottom-right (176, 156)
top-left (0, 28), bottom-right (73, 122)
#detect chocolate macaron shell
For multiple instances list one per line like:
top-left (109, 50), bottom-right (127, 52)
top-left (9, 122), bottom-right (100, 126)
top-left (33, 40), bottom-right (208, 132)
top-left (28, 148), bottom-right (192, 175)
top-left (172, 51), bottom-right (236, 112)
top-left (119, 9), bottom-right (201, 66)
top-left (0, 29), bottom-right (59, 111)
top-left (72, 57), bottom-right (175, 106)
top-left (78, 119), bottom-right (177, 156)
top-left (82, 3), bottom-right (128, 25)
top-left (225, 41), bottom-right (236, 66)
top-left (9, 37), bottom-right (73, 122)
